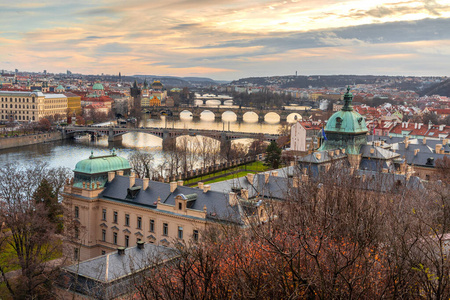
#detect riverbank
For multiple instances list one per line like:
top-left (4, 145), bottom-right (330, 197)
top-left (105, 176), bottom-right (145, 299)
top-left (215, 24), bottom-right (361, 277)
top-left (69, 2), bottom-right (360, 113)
top-left (0, 132), bottom-right (64, 150)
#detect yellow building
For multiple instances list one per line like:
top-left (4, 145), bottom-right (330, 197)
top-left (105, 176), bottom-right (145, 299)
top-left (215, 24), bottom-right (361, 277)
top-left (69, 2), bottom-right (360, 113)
top-left (149, 95), bottom-right (161, 106)
top-left (65, 92), bottom-right (82, 115)
top-left (0, 91), bottom-right (67, 122)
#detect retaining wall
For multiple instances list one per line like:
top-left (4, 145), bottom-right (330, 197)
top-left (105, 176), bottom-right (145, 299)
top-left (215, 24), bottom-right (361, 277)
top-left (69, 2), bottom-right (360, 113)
top-left (0, 132), bottom-right (63, 150)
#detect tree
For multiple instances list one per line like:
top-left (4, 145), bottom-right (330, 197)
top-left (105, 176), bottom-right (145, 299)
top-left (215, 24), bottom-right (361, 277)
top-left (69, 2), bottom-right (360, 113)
top-left (33, 178), bottom-right (59, 224)
top-left (0, 162), bottom-right (70, 299)
top-left (422, 112), bottom-right (439, 125)
top-left (38, 118), bottom-right (51, 131)
top-left (265, 141), bottom-right (281, 168)
top-left (128, 151), bottom-right (155, 179)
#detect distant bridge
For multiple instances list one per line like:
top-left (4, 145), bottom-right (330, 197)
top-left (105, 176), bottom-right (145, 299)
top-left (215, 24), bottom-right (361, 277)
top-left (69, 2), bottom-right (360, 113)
top-left (143, 106), bottom-right (308, 122)
top-left (62, 126), bottom-right (281, 150)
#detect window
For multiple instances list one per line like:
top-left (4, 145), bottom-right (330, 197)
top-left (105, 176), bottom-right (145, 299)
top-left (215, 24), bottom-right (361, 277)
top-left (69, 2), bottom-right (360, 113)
top-left (163, 223), bottom-right (168, 236)
top-left (74, 226), bottom-right (79, 239)
top-left (137, 217), bottom-right (142, 229)
top-left (125, 214), bottom-right (130, 226)
top-left (150, 219), bottom-right (155, 232)
top-left (193, 230), bottom-right (199, 242)
top-left (113, 211), bottom-right (118, 223)
top-left (125, 235), bottom-right (129, 247)
top-left (74, 248), bottom-right (79, 261)
top-left (101, 250), bottom-right (106, 255)
top-left (102, 229), bottom-right (106, 242)
top-left (113, 232), bottom-right (118, 245)
top-left (74, 206), bottom-right (79, 218)
top-left (178, 226), bottom-right (183, 239)
top-left (178, 202), bottom-right (182, 210)
top-left (102, 209), bottom-right (107, 220)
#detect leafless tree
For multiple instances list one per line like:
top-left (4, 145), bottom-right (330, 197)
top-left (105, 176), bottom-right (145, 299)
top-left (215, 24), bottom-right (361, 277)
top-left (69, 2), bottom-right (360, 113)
top-left (128, 151), bottom-right (155, 179)
top-left (0, 162), bottom-right (70, 299)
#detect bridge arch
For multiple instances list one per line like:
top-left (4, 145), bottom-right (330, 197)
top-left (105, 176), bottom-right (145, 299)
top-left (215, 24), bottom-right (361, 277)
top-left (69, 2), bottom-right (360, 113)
top-left (221, 111), bottom-right (237, 122)
top-left (263, 112), bottom-right (281, 123)
top-left (200, 110), bottom-right (215, 121)
top-left (243, 111), bottom-right (258, 122)
top-left (180, 110), bottom-right (193, 119)
top-left (286, 112), bottom-right (303, 123)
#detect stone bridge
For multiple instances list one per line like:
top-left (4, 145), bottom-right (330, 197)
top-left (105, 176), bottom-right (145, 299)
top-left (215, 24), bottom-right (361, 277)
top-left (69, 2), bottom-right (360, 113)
top-left (145, 106), bottom-right (307, 122)
top-left (62, 126), bottom-right (281, 150)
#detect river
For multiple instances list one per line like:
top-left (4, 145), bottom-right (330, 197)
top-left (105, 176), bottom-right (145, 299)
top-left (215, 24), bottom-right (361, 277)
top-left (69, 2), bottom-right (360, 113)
top-left (0, 107), bottom-right (303, 170)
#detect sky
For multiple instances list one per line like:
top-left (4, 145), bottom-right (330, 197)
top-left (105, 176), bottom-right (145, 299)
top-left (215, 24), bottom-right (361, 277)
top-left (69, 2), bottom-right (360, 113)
top-left (0, 0), bottom-right (450, 80)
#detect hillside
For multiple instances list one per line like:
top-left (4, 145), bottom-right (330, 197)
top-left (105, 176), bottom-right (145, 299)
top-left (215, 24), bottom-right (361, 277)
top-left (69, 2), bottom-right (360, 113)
top-left (419, 79), bottom-right (450, 97)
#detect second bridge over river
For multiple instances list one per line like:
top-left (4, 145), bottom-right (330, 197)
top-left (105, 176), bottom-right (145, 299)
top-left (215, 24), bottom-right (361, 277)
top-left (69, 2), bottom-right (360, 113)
top-left (62, 126), bottom-right (281, 150)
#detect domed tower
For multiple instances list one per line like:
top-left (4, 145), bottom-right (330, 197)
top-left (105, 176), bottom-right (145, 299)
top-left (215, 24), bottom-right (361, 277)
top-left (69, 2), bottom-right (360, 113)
top-left (72, 150), bottom-right (131, 189)
top-left (319, 86), bottom-right (368, 167)
top-left (92, 82), bottom-right (105, 96)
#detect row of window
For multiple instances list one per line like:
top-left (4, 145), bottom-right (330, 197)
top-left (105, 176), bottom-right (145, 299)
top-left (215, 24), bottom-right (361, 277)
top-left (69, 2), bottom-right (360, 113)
top-left (1, 104), bottom-right (36, 109)
top-left (0, 97), bottom-right (35, 103)
top-left (0, 115), bottom-right (35, 121)
top-left (100, 227), bottom-right (199, 245)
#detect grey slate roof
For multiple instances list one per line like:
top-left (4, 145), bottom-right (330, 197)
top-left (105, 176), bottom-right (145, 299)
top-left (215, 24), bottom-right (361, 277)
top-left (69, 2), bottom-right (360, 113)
top-left (360, 145), bottom-right (400, 160)
top-left (64, 243), bottom-right (177, 283)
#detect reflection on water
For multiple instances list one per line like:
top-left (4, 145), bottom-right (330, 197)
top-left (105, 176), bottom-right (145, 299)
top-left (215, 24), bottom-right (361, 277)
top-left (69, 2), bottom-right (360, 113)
top-left (0, 114), bottom-right (293, 170)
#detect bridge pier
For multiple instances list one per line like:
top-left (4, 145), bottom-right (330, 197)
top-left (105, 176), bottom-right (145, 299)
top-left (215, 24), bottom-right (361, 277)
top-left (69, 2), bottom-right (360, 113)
top-left (162, 130), bottom-right (176, 151)
top-left (214, 114), bottom-right (222, 121)
top-left (236, 113), bottom-right (243, 122)
top-left (258, 114), bottom-right (265, 123)
top-left (108, 128), bottom-right (123, 142)
top-left (279, 115), bottom-right (288, 123)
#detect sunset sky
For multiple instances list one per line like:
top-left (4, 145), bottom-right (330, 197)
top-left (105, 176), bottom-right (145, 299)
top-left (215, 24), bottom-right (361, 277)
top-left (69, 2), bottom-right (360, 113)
top-left (1, 0), bottom-right (449, 80)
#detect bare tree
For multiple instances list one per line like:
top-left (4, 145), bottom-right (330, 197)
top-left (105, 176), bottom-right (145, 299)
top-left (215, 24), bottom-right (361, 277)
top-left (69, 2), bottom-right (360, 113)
top-left (128, 151), bottom-right (155, 179)
top-left (0, 162), bottom-right (70, 299)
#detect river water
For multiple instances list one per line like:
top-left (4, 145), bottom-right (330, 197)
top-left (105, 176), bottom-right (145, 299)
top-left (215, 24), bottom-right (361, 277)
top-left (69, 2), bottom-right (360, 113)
top-left (0, 106), bottom-right (304, 171)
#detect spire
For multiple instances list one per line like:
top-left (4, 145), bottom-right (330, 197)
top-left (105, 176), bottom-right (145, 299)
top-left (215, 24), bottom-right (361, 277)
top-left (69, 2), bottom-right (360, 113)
top-left (342, 86), bottom-right (353, 111)
top-left (143, 79), bottom-right (148, 89)
top-left (133, 80), bottom-right (138, 89)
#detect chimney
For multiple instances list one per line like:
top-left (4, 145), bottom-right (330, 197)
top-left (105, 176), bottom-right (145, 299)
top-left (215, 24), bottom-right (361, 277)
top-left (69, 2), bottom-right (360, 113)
top-left (241, 189), bottom-right (249, 200)
top-left (264, 172), bottom-right (270, 183)
top-left (414, 149), bottom-right (420, 156)
top-left (443, 139), bottom-right (448, 146)
top-left (423, 138), bottom-right (427, 145)
top-left (198, 182), bottom-right (204, 190)
top-left (177, 180), bottom-right (184, 186)
top-left (405, 141), bottom-right (409, 149)
top-left (116, 170), bottom-right (124, 176)
top-left (342, 149), bottom-right (346, 154)
top-left (315, 153), bottom-right (321, 160)
top-left (436, 144), bottom-right (443, 153)
top-left (418, 123), bottom-right (423, 129)
top-left (370, 148), bottom-right (375, 154)
top-left (108, 171), bottom-right (116, 182)
top-left (293, 177), bottom-right (300, 188)
top-left (246, 173), bottom-right (254, 184)
top-left (142, 178), bottom-right (149, 190)
top-left (129, 172), bottom-right (135, 188)
top-left (414, 123), bottom-right (417, 129)
top-left (229, 192), bottom-right (237, 206)
top-left (382, 168), bottom-right (388, 173)
top-left (271, 171), bottom-right (278, 177)
top-left (137, 241), bottom-right (145, 250)
top-left (203, 185), bottom-right (211, 193)
top-left (170, 181), bottom-right (177, 193)
top-left (118, 247), bottom-right (125, 255)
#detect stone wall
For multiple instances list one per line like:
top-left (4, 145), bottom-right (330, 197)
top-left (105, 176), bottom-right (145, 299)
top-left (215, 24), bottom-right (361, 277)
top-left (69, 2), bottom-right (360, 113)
top-left (0, 132), bottom-right (63, 150)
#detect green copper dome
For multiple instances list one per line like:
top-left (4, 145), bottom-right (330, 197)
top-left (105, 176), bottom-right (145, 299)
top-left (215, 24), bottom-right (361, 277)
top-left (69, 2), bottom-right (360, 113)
top-left (56, 85), bottom-right (64, 90)
top-left (319, 86), bottom-right (368, 155)
top-left (325, 87), bottom-right (368, 134)
top-left (74, 151), bottom-right (131, 175)
top-left (92, 83), bottom-right (104, 90)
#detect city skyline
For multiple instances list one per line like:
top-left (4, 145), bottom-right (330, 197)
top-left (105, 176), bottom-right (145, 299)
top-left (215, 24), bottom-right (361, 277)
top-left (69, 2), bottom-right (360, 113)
top-left (1, 0), bottom-right (450, 80)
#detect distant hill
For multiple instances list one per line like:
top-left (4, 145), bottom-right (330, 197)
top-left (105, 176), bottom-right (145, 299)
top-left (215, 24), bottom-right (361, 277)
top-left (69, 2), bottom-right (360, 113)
top-left (419, 79), bottom-right (450, 97)
top-left (133, 75), bottom-right (220, 87)
top-left (231, 75), bottom-right (443, 92)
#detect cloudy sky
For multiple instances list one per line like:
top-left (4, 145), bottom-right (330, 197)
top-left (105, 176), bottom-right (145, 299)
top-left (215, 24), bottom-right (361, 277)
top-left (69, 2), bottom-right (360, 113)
top-left (1, 0), bottom-right (449, 80)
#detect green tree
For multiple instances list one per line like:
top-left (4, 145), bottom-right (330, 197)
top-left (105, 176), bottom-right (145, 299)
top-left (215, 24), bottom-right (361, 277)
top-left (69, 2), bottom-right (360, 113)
top-left (265, 141), bottom-right (281, 169)
top-left (33, 178), bottom-right (59, 224)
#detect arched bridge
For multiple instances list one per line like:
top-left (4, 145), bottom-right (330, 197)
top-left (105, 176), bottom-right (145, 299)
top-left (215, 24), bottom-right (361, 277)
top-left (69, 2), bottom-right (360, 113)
top-left (146, 106), bottom-right (307, 122)
top-left (62, 126), bottom-right (281, 150)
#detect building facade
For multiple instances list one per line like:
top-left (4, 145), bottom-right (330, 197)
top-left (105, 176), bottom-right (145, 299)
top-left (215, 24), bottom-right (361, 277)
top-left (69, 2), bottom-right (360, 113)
top-left (63, 152), bottom-right (257, 262)
top-left (0, 91), bottom-right (67, 122)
